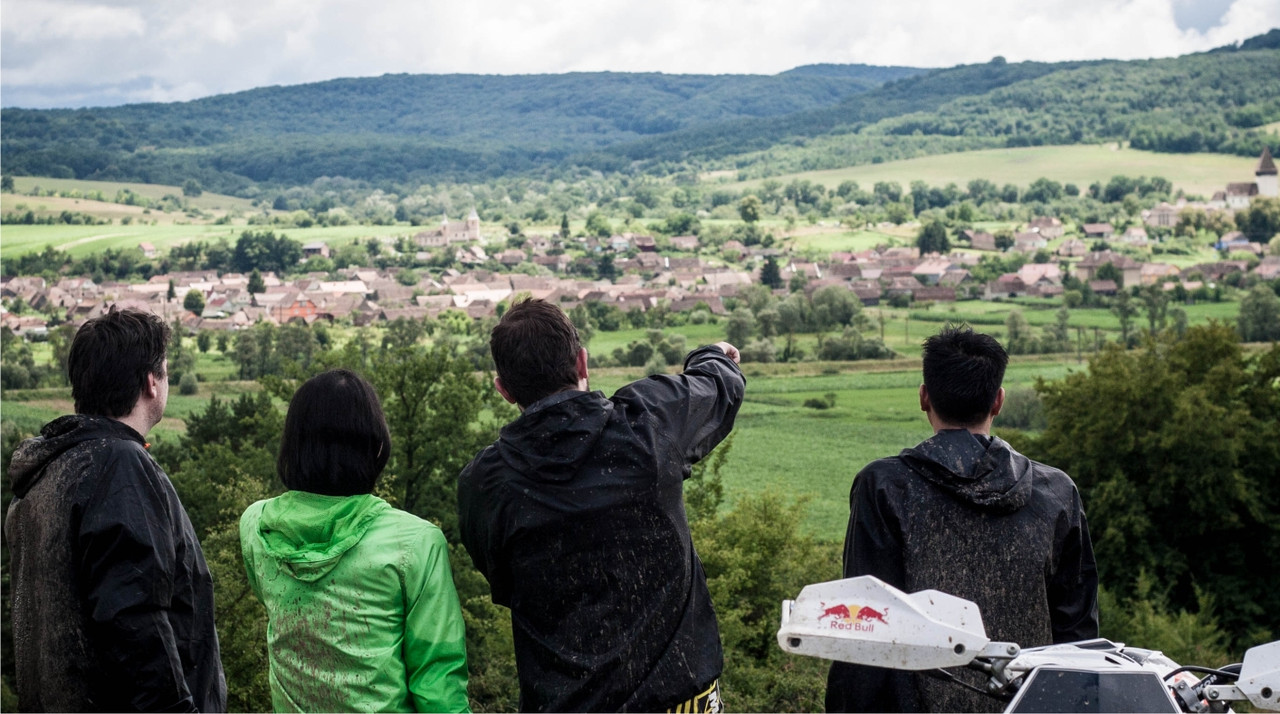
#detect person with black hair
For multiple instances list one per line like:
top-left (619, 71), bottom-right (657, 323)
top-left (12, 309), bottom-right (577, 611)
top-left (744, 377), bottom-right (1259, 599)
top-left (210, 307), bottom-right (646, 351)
top-left (6, 307), bottom-right (227, 712)
top-left (457, 298), bottom-right (744, 713)
top-left (239, 369), bottom-right (470, 712)
top-left (825, 325), bottom-right (1099, 713)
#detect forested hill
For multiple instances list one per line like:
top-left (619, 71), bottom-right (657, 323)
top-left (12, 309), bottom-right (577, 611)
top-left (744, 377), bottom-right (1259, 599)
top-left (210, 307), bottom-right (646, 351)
top-left (0, 67), bottom-right (922, 187)
top-left (1, 31), bottom-right (1278, 192)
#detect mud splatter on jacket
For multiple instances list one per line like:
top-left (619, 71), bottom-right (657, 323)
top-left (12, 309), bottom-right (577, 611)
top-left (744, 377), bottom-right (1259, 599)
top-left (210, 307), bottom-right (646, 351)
top-left (457, 346), bottom-right (744, 712)
top-left (240, 491), bottom-right (470, 713)
top-left (826, 429), bottom-right (1099, 713)
top-left (5, 415), bottom-right (226, 712)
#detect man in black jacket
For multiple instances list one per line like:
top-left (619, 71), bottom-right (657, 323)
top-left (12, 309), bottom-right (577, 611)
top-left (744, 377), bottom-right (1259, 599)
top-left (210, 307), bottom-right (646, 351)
top-left (826, 325), bottom-right (1098, 713)
top-left (5, 307), bottom-right (226, 712)
top-left (457, 298), bottom-right (744, 713)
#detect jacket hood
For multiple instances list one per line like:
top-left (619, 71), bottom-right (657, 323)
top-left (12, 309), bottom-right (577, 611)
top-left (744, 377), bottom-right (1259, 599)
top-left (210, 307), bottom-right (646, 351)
top-left (255, 491), bottom-right (390, 582)
top-left (7, 415), bottom-right (145, 498)
top-left (899, 429), bottom-right (1033, 513)
top-left (495, 390), bottom-right (610, 481)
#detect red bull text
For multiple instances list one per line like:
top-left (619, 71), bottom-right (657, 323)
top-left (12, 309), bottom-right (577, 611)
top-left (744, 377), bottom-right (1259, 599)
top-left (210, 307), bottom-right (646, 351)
top-left (818, 602), bottom-right (889, 632)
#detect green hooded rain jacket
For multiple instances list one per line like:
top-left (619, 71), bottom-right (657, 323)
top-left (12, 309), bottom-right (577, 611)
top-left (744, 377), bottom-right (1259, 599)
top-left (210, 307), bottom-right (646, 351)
top-left (241, 491), bottom-right (470, 712)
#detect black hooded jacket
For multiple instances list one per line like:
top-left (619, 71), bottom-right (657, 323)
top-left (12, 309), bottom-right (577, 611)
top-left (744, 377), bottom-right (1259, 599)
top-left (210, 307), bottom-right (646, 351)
top-left (826, 429), bottom-right (1098, 713)
top-left (457, 346), bottom-right (744, 712)
top-left (4, 415), bottom-right (226, 712)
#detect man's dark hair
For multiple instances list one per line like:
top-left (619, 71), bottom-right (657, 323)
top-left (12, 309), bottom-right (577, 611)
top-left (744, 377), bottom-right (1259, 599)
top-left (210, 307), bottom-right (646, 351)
top-left (69, 307), bottom-right (170, 417)
top-left (921, 325), bottom-right (1008, 426)
top-left (277, 369), bottom-right (391, 496)
top-left (490, 298), bottom-right (581, 408)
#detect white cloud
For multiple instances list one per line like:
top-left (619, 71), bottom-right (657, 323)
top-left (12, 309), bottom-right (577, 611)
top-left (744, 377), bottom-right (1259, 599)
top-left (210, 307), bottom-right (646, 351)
top-left (1, 0), bottom-right (1276, 108)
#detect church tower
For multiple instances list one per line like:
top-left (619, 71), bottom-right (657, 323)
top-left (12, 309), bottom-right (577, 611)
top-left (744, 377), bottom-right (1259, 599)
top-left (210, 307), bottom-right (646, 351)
top-left (1257, 147), bottom-right (1278, 198)
top-left (466, 208), bottom-right (481, 241)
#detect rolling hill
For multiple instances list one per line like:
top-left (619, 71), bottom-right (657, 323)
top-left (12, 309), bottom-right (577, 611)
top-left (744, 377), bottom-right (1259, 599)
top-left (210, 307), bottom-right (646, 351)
top-left (1, 30), bottom-right (1278, 192)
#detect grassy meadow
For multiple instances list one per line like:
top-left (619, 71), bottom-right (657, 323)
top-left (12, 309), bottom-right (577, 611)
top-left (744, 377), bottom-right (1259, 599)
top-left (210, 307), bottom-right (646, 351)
top-left (727, 144), bottom-right (1259, 199)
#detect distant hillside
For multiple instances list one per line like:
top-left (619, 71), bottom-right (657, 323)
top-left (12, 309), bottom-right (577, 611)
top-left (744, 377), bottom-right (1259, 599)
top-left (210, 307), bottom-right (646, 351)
top-left (2, 33), bottom-right (1278, 193)
top-left (0, 68), bottom-right (920, 189)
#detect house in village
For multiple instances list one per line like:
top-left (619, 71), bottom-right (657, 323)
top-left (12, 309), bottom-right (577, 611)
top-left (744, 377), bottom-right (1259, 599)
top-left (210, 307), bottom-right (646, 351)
top-left (302, 241), bottom-right (331, 259)
top-left (1140, 262), bottom-right (1181, 286)
top-left (669, 235), bottom-right (699, 252)
top-left (1027, 217), bottom-right (1065, 239)
top-left (1013, 232), bottom-right (1047, 253)
top-left (414, 210), bottom-right (482, 247)
top-left (1082, 223), bottom-right (1114, 240)
top-left (1076, 251), bottom-right (1142, 287)
top-left (960, 230), bottom-right (997, 251)
top-left (1145, 203), bottom-right (1180, 228)
top-left (1222, 148), bottom-right (1277, 209)
top-left (1057, 238), bottom-right (1089, 257)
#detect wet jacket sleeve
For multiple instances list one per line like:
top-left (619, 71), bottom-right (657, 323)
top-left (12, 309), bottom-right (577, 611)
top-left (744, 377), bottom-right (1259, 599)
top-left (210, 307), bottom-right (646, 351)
top-left (828, 467), bottom-right (915, 713)
top-left (843, 466), bottom-right (906, 587)
top-left (622, 345), bottom-right (745, 471)
top-left (404, 527), bottom-right (471, 713)
top-left (77, 447), bottom-right (198, 712)
top-left (1047, 487), bottom-right (1100, 643)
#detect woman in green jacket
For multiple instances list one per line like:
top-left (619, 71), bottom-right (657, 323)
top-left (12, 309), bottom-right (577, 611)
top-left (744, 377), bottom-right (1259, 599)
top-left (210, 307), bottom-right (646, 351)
top-left (240, 369), bottom-right (470, 712)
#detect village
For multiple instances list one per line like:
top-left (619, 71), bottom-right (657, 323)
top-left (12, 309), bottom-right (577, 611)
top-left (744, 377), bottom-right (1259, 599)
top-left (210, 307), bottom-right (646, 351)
top-left (2, 150), bottom-right (1278, 338)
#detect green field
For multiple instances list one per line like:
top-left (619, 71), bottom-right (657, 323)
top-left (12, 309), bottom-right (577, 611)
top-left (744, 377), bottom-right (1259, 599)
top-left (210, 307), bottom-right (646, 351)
top-left (0, 220), bottom-right (421, 259)
top-left (8, 176), bottom-right (263, 212)
top-left (729, 145), bottom-right (1257, 199)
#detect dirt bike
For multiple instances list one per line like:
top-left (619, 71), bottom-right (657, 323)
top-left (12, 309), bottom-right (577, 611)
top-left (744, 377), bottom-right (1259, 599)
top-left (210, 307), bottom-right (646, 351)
top-left (777, 575), bottom-right (1280, 713)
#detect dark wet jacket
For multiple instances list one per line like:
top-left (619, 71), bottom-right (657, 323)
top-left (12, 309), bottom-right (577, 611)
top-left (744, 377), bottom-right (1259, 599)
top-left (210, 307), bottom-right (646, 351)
top-left (826, 429), bottom-right (1098, 713)
top-left (5, 415), bottom-right (226, 712)
top-left (457, 346), bottom-right (744, 712)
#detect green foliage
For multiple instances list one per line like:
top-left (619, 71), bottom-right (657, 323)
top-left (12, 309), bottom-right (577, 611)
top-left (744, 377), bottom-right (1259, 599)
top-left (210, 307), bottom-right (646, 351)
top-left (1098, 575), bottom-right (1232, 670)
top-left (684, 437), bottom-right (840, 712)
top-left (1025, 324), bottom-right (1280, 647)
top-left (1239, 283), bottom-right (1280, 341)
top-left (183, 289), bottom-right (205, 313)
top-left (694, 492), bottom-right (840, 711)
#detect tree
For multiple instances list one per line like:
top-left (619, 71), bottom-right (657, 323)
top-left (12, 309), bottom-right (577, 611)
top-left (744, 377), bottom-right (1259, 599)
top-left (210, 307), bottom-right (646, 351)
top-left (760, 257), bottom-right (783, 289)
top-left (1235, 197), bottom-right (1280, 243)
top-left (726, 308), bottom-right (756, 346)
top-left (811, 285), bottom-right (862, 330)
top-left (167, 280), bottom-right (177, 301)
top-left (560, 213), bottom-right (570, 238)
top-left (916, 221), bottom-right (950, 255)
top-left (1, 175), bottom-right (14, 192)
top-left (247, 269), bottom-right (266, 294)
top-left (1110, 291), bottom-right (1139, 345)
top-left (182, 179), bottom-right (203, 197)
top-left (183, 289), bottom-right (205, 313)
top-left (1004, 310), bottom-right (1034, 354)
top-left (1239, 283), bottom-right (1280, 342)
top-left (1095, 261), bottom-right (1123, 287)
top-left (584, 211), bottom-right (612, 238)
top-left (1139, 285), bottom-right (1169, 336)
top-left (1022, 325), bottom-right (1280, 646)
top-left (738, 195), bottom-right (762, 223)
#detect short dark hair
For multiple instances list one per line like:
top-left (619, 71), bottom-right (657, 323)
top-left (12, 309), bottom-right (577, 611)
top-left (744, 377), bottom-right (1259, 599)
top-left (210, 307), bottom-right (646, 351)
top-left (490, 298), bottom-right (581, 408)
top-left (277, 369), bottom-right (391, 496)
top-left (69, 307), bottom-right (170, 417)
top-left (921, 325), bottom-right (1008, 426)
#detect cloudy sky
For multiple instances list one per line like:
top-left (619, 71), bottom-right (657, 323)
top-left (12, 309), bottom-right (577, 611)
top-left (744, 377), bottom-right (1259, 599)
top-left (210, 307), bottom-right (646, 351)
top-left (2, 0), bottom-right (1277, 109)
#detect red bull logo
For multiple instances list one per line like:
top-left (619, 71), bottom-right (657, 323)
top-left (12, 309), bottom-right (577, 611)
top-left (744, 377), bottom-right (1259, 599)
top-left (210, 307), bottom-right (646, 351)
top-left (818, 602), bottom-right (889, 631)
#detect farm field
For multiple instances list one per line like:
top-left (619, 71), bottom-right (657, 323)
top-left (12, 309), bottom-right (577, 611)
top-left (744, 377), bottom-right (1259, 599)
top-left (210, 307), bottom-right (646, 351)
top-left (0, 219), bottom-right (423, 259)
top-left (728, 145), bottom-right (1258, 199)
top-left (1, 351), bottom-right (1085, 540)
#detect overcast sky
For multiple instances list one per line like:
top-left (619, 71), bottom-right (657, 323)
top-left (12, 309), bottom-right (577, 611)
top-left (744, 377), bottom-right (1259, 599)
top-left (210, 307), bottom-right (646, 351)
top-left (2, 0), bottom-right (1277, 109)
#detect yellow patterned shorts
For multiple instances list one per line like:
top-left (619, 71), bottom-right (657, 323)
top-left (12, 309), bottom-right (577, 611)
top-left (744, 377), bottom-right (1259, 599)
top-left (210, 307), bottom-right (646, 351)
top-left (667, 679), bottom-right (723, 714)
